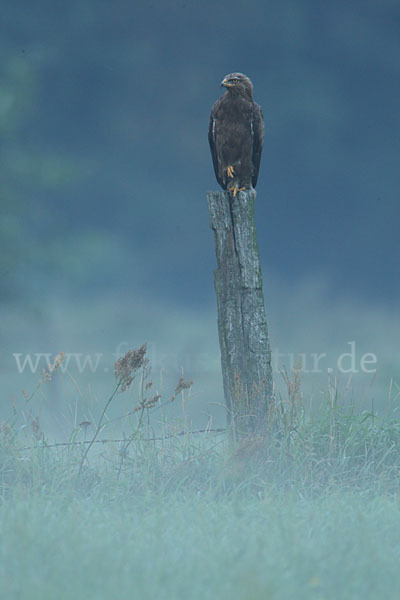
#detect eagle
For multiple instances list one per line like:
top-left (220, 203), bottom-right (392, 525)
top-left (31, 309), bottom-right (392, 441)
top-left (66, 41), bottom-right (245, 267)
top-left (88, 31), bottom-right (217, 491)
top-left (208, 72), bottom-right (264, 196)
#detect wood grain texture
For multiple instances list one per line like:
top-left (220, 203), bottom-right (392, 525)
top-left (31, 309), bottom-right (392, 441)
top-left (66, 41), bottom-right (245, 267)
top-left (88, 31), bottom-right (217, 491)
top-left (207, 189), bottom-right (273, 437)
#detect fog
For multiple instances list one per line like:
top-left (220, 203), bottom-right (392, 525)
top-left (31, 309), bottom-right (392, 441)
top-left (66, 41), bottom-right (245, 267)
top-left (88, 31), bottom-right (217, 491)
top-left (3, 274), bottom-right (398, 436)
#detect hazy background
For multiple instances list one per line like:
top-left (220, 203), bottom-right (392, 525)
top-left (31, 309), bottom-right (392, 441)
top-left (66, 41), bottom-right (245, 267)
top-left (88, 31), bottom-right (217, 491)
top-left (1, 0), bottom-right (399, 435)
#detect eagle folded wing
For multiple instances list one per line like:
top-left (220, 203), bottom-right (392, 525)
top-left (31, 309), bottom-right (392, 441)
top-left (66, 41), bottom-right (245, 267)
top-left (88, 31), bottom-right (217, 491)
top-left (208, 111), bottom-right (223, 188)
top-left (251, 104), bottom-right (264, 188)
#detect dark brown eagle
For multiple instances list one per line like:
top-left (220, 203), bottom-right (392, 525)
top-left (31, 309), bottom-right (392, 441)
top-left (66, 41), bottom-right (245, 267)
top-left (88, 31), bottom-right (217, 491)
top-left (208, 72), bottom-right (264, 196)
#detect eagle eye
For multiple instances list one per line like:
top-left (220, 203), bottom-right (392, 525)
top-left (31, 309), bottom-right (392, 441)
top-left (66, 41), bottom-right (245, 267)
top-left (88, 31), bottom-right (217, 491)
top-left (231, 78), bottom-right (239, 83)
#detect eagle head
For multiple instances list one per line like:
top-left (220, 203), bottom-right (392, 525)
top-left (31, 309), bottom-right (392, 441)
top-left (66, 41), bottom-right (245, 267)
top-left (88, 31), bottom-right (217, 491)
top-left (220, 72), bottom-right (253, 99)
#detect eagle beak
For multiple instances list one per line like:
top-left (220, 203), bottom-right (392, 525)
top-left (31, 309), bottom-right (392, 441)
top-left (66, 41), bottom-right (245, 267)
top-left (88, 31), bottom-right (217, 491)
top-left (221, 78), bottom-right (231, 88)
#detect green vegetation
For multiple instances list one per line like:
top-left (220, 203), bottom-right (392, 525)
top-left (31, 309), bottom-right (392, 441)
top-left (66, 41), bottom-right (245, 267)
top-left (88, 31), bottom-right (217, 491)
top-left (1, 349), bottom-right (400, 599)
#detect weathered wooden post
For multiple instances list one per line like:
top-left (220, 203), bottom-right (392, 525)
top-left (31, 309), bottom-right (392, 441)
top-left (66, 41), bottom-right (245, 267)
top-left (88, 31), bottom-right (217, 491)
top-left (207, 189), bottom-right (273, 438)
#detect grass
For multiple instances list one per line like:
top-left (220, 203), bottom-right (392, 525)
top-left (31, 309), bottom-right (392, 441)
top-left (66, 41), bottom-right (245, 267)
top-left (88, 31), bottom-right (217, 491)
top-left (1, 348), bottom-right (400, 599)
top-left (2, 490), bottom-right (400, 600)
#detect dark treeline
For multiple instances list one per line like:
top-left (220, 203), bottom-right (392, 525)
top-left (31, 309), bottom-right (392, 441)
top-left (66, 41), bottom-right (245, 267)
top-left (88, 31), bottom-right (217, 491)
top-left (1, 0), bottom-right (399, 305)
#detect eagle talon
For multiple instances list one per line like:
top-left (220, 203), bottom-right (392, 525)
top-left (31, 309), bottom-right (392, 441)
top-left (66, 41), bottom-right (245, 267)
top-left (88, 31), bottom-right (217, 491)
top-left (228, 185), bottom-right (246, 197)
top-left (226, 165), bottom-right (235, 178)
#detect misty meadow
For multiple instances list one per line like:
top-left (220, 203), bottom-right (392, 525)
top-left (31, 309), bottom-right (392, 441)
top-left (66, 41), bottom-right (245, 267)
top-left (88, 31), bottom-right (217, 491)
top-left (1, 1), bottom-right (399, 599)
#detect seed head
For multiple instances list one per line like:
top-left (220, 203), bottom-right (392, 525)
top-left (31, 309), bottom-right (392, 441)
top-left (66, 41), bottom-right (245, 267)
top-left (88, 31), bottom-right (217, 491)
top-left (174, 376), bottom-right (193, 395)
top-left (114, 344), bottom-right (148, 391)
